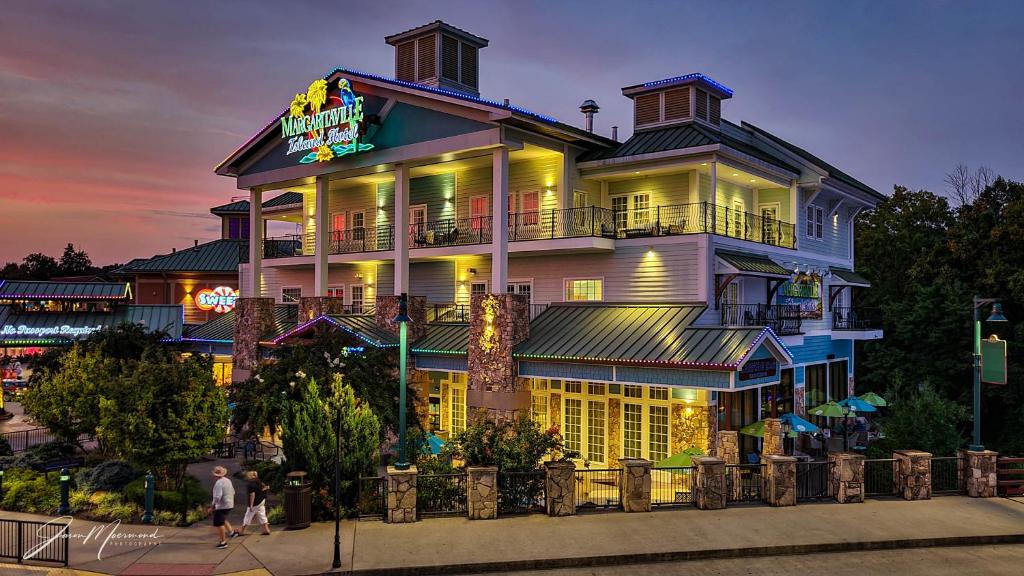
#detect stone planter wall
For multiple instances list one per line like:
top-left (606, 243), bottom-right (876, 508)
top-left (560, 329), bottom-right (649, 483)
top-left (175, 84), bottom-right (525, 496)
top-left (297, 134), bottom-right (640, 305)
top-left (692, 456), bottom-right (726, 510)
top-left (467, 466), bottom-right (498, 520)
top-left (762, 455), bottom-right (796, 507)
top-left (545, 461), bottom-right (576, 516)
top-left (619, 458), bottom-right (652, 513)
top-left (828, 452), bottom-right (865, 503)
top-left (964, 449), bottom-right (998, 498)
top-left (386, 465), bottom-right (417, 523)
top-left (894, 450), bottom-right (932, 500)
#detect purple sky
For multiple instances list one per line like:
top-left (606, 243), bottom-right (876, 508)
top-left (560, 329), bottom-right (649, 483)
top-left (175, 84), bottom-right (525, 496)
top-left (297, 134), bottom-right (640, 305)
top-left (1, 0), bottom-right (1022, 265)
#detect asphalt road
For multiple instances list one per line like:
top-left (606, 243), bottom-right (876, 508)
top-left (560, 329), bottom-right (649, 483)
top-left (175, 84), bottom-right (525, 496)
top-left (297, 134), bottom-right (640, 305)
top-left (480, 544), bottom-right (1024, 575)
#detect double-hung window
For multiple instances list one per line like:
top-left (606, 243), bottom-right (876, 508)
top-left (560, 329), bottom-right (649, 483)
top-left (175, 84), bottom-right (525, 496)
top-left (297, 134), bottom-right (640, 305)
top-left (565, 279), bottom-right (603, 302)
top-left (806, 205), bottom-right (824, 239)
top-left (520, 191), bottom-right (540, 226)
top-left (281, 286), bottom-right (302, 305)
top-left (612, 195), bottom-right (629, 229)
top-left (350, 285), bottom-right (364, 314)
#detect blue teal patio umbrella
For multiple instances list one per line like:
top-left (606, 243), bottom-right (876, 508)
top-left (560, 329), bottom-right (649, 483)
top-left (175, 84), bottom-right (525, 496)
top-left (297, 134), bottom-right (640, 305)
top-left (426, 432), bottom-right (445, 455)
top-left (837, 396), bottom-right (878, 413)
top-left (780, 412), bottom-right (819, 434)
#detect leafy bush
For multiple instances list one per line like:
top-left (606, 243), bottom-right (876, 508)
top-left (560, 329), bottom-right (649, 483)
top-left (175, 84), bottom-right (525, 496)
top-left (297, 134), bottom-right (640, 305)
top-left (0, 441), bottom-right (78, 470)
top-left (242, 460), bottom-right (285, 493)
top-left (123, 475), bottom-right (206, 511)
top-left (76, 460), bottom-right (140, 492)
top-left (266, 504), bottom-right (285, 525)
top-left (0, 436), bottom-right (11, 457)
top-left (69, 489), bottom-right (93, 513)
top-left (186, 505), bottom-right (208, 525)
top-left (867, 384), bottom-right (969, 458)
top-left (444, 413), bottom-right (574, 470)
top-left (0, 468), bottom-right (60, 513)
top-left (153, 510), bottom-right (179, 526)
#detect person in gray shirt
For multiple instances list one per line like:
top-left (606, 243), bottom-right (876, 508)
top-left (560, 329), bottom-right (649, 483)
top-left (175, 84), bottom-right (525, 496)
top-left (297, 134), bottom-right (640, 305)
top-left (209, 466), bottom-right (238, 549)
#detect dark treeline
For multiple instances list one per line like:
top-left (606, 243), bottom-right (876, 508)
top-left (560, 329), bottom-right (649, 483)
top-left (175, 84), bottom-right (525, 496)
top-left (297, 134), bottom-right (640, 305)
top-left (856, 176), bottom-right (1024, 453)
top-left (1, 243), bottom-right (122, 280)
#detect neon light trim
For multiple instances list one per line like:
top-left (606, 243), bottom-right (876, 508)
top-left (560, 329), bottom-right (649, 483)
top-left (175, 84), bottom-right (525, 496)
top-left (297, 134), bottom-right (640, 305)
top-left (270, 315), bottom-right (398, 348)
top-left (641, 73), bottom-right (734, 97)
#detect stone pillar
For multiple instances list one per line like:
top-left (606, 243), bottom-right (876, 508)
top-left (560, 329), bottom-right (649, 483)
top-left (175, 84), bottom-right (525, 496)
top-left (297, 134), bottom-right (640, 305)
top-left (692, 456), bottom-right (726, 510)
top-left (715, 430), bottom-right (740, 500)
top-left (964, 450), bottom-right (999, 498)
top-left (828, 452), bottom-right (865, 503)
top-left (386, 465), bottom-right (417, 523)
top-left (794, 386), bottom-right (806, 417)
top-left (549, 392), bottom-right (561, 429)
top-left (894, 450), bottom-right (932, 501)
top-left (619, 458), bottom-right (652, 513)
top-left (467, 293), bottom-right (531, 421)
top-left (466, 466), bottom-right (498, 520)
top-left (762, 455), bottom-right (796, 507)
top-left (762, 418), bottom-right (784, 457)
top-left (607, 397), bottom-right (621, 469)
top-left (299, 296), bottom-right (346, 321)
top-left (545, 461), bottom-right (576, 516)
top-left (707, 404), bottom-right (719, 454)
top-left (232, 297), bottom-right (275, 380)
top-left (375, 294), bottom-right (427, 340)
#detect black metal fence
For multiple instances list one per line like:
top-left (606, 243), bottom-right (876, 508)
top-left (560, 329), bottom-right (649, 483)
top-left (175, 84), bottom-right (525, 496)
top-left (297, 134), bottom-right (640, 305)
top-left (509, 206), bottom-right (618, 241)
top-left (263, 235), bottom-right (303, 259)
top-left (725, 464), bottom-right (764, 503)
top-left (0, 428), bottom-right (93, 454)
top-left (574, 468), bottom-right (621, 510)
top-left (411, 217), bottom-right (493, 248)
top-left (651, 467), bottom-right (695, 507)
top-left (932, 456), bottom-right (966, 495)
top-left (497, 470), bottom-right (546, 515)
top-left (720, 303), bottom-right (803, 336)
top-left (796, 460), bottom-right (832, 501)
top-left (330, 225), bottom-right (394, 254)
top-left (356, 476), bottom-right (387, 519)
top-left (430, 303), bottom-right (470, 323)
top-left (416, 473), bottom-right (467, 516)
top-left (0, 519), bottom-right (69, 566)
top-left (832, 306), bottom-right (883, 331)
top-left (864, 458), bottom-right (897, 497)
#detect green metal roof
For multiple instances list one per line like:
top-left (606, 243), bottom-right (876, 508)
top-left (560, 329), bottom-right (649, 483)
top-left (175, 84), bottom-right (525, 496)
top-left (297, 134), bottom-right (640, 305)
top-left (829, 267), bottom-right (871, 287)
top-left (264, 313), bottom-right (397, 347)
top-left (717, 250), bottom-right (790, 276)
top-left (117, 239), bottom-right (244, 274)
top-left (0, 281), bottom-right (131, 300)
top-left (210, 192), bottom-right (304, 216)
top-left (183, 305), bottom-right (297, 342)
top-left (0, 304), bottom-right (183, 344)
top-left (412, 324), bottom-right (470, 355)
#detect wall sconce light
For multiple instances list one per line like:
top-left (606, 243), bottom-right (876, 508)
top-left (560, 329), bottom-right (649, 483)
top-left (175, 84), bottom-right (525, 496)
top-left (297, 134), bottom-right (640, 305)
top-left (468, 268), bottom-right (477, 277)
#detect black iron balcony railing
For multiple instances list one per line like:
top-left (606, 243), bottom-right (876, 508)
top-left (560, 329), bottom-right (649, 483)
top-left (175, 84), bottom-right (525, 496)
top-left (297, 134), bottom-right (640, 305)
top-left (430, 303), bottom-right (470, 323)
top-left (832, 306), bottom-right (882, 330)
top-left (330, 225), bottom-right (394, 254)
top-left (263, 235), bottom-right (303, 259)
top-left (509, 206), bottom-right (617, 241)
top-left (338, 302), bottom-right (375, 315)
top-left (411, 216), bottom-right (492, 248)
top-left (614, 202), bottom-right (795, 248)
top-left (720, 303), bottom-right (802, 336)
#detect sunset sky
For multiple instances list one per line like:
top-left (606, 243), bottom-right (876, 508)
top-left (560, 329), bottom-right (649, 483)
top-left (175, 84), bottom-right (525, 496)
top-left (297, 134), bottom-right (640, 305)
top-left (1, 0), bottom-right (1021, 265)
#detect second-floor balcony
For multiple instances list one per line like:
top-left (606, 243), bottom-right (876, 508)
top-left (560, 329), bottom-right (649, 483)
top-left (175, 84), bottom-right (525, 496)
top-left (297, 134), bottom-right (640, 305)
top-left (261, 202), bottom-right (795, 259)
top-left (721, 303), bottom-right (802, 336)
top-left (428, 302), bottom-right (550, 323)
top-left (832, 306), bottom-right (882, 331)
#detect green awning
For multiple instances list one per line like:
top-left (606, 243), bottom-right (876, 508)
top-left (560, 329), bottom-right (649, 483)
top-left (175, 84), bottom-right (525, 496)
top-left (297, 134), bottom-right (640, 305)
top-left (717, 250), bottom-right (789, 277)
top-left (412, 324), bottom-right (469, 356)
top-left (514, 303), bottom-right (781, 368)
top-left (0, 281), bottom-right (131, 300)
top-left (830, 267), bottom-right (871, 287)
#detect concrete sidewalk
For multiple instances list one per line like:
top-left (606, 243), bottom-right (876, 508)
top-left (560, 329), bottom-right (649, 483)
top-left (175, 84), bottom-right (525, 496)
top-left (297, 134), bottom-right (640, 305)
top-left (3, 497), bottom-right (1024, 576)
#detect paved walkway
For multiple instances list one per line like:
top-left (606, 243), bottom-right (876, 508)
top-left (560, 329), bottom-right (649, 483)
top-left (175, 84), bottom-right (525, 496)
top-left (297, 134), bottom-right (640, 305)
top-left (2, 497), bottom-right (1024, 575)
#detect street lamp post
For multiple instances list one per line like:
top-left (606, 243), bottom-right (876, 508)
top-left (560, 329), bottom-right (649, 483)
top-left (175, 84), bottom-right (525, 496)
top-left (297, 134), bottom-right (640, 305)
top-left (332, 405), bottom-right (342, 569)
top-left (970, 297), bottom-right (1008, 451)
top-left (394, 293), bottom-right (411, 470)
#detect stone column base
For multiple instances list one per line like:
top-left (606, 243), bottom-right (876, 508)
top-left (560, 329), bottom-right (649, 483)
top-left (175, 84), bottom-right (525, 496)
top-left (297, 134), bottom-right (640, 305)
top-left (467, 466), bottom-right (498, 520)
top-left (620, 458), bottom-right (652, 512)
top-left (386, 465), bottom-right (418, 523)
top-left (762, 455), bottom-right (796, 507)
top-left (828, 452), bottom-right (865, 503)
top-left (545, 461), bottom-right (576, 516)
top-left (965, 449), bottom-right (998, 498)
top-left (895, 450), bottom-right (932, 500)
top-left (693, 456), bottom-right (726, 510)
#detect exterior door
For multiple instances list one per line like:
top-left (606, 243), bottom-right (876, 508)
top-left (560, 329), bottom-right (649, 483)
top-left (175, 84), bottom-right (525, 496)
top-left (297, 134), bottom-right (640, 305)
top-left (507, 281), bottom-right (532, 303)
top-left (408, 205), bottom-right (427, 245)
top-left (760, 205), bottom-right (779, 244)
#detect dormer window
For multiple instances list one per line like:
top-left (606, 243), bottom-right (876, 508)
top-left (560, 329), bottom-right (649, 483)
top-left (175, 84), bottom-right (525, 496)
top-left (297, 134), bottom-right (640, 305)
top-left (386, 21), bottom-right (488, 97)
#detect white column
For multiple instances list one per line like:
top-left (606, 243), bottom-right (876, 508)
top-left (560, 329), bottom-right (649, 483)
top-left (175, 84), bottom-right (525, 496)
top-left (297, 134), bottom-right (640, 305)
top-left (561, 144), bottom-right (573, 209)
top-left (789, 180), bottom-right (799, 249)
top-left (247, 188), bottom-right (262, 298)
top-left (709, 158), bottom-right (718, 233)
top-left (491, 147), bottom-right (509, 291)
top-left (313, 175), bottom-right (329, 296)
top-left (394, 164), bottom-right (410, 295)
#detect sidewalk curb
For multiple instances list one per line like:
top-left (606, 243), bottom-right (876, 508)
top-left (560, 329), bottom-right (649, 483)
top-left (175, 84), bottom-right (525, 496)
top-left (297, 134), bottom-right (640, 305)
top-left (324, 533), bottom-right (1024, 576)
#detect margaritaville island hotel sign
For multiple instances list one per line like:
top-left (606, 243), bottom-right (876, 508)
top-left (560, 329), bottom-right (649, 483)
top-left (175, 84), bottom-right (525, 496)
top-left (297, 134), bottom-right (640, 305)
top-left (1, 324), bottom-right (104, 338)
top-left (282, 78), bottom-right (374, 164)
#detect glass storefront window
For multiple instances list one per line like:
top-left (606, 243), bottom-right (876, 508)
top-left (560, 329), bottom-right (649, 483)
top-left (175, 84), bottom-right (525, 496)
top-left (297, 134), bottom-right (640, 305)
top-left (587, 400), bottom-right (605, 463)
top-left (623, 403), bottom-right (642, 458)
top-left (648, 405), bottom-right (669, 462)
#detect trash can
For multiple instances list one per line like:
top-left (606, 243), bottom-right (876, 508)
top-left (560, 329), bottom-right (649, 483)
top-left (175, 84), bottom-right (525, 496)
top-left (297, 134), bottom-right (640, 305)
top-left (283, 471), bottom-right (311, 530)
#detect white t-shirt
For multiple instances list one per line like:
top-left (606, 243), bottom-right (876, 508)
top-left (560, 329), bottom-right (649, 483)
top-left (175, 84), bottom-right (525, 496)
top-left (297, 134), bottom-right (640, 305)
top-left (212, 476), bottom-right (235, 510)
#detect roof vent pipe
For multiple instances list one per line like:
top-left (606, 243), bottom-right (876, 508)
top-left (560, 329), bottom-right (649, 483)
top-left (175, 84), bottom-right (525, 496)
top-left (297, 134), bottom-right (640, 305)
top-left (503, 98), bottom-right (510, 106)
top-left (579, 99), bottom-right (600, 133)
top-left (611, 126), bottom-right (618, 141)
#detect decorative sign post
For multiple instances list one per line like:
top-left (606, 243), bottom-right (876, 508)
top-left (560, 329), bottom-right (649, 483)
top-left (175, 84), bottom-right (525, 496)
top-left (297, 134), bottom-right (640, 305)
top-left (980, 335), bottom-right (1007, 385)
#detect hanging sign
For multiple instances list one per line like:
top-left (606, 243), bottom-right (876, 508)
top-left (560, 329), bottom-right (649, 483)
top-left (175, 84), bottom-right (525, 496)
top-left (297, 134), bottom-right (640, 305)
top-left (777, 272), bottom-right (822, 319)
top-left (739, 358), bottom-right (778, 381)
top-left (195, 286), bottom-right (238, 313)
top-left (281, 78), bottom-right (374, 164)
top-left (981, 335), bottom-right (1008, 385)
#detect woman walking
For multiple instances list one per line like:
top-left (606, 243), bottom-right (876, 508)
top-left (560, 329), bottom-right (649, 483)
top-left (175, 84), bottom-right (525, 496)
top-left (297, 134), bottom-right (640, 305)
top-left (239, 470), bottom-right (271, 536)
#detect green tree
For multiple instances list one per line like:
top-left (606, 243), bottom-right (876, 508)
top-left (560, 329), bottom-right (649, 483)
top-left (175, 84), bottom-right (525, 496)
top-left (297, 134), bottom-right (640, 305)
top-left (869, 384), bottom-right (969, 457)
top-left (58, 243), bottom-right (92, 276)
top-left (443, 412), bottom-right (573, 470)
top-left (20, 253), bottom-right (60, 280)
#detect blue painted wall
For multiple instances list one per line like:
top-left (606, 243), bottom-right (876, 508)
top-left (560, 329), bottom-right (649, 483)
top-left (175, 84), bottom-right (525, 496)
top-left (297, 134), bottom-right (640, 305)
top-left (788, 335), bottom-right (854, 385)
